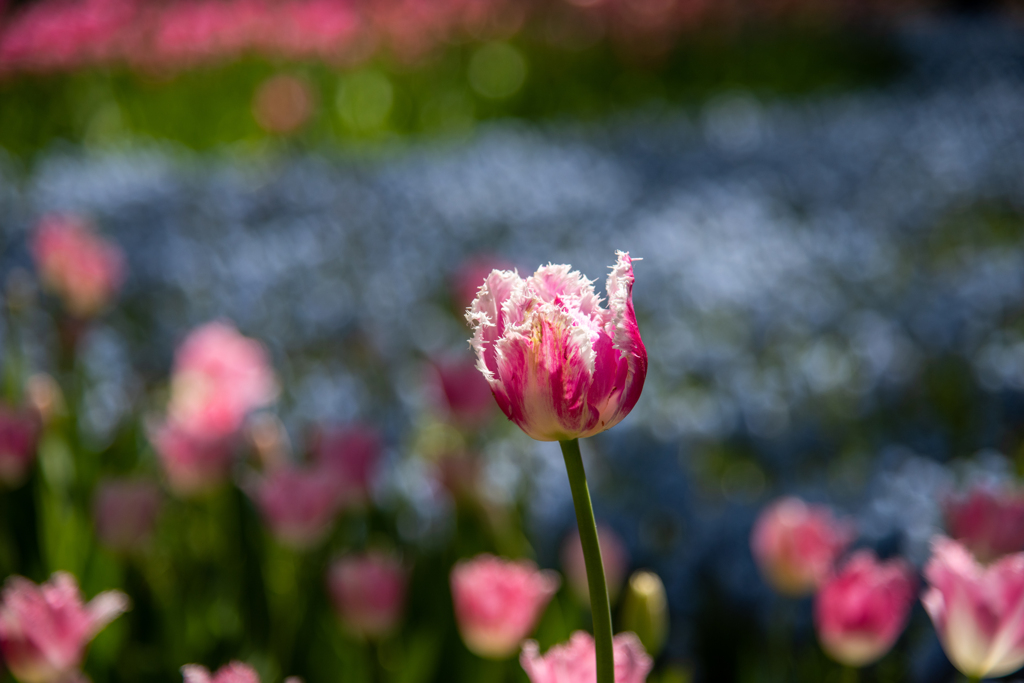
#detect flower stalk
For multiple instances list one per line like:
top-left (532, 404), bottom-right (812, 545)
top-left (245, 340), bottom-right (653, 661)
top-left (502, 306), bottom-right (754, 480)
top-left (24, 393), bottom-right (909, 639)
top-left (560, 438), bottom-right (613, 683)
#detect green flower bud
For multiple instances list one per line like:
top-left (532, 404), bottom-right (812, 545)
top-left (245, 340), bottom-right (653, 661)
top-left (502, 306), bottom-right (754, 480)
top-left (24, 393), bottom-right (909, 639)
top-left (620, 570), bottom-right (669, 657)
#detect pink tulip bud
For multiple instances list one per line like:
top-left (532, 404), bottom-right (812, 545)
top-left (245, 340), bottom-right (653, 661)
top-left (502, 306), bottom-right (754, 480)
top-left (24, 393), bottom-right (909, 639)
top-left (561, 525), bottom-right (629, 605)
top-left (520, 631), bottom-right (653, 683)
top-left (0, 572), bottom-right (128, 683)
top-left (751, 496), bottom-right (853, 596)
top-left (944, 483), bottom-right (1024, 564)
top-left (30, 214), bottom-right (125, 318)
top-left (450, 554), bottom-right (560, 659)
top-left (167, 321), bottom-right (277, 442)
top-left (814, 551), bottom-right (916, 667)
top-left (327, 551), bottom-right (407, 640)
top-left (922, 536), bottom-right (1024, 678)
top-left (0, 404), bottom-right (38, 487)
top-left (426, 356), bottom-right (496, 428)
top-left (249, 465), bottom-right (341, 548)
top-left (312, 426), bottom-right (381, 507)
top-left (92, 478), bottom-right (161, 551)
top-left (182, 661), bottom-right (260, 683)
top-left (150, 421), bottom-right (235, 496)
top-left (466, 251), bottom-right (647, 442)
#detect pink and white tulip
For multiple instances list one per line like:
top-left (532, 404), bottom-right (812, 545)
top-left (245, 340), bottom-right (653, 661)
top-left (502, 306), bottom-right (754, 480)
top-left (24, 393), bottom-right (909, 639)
top-left (30, 214), bottom-right (125, 318)
top-left (450, 554), bottom-right (560, 659)
top-left (0, 572), bottom-right (128, 683)
top-left (92, 478), bottom-right (161, 551)
top-left (0, 404), bottom-right (38, 486)
top-left (520, 631), bottom-right (653, 683)
top-left (249, 465), bottom-right (341, 548)
top-left (945, 483), bottom-right (1024, 564)
top-left (562, 525), bottom-right (629, 605)
top-left (751, 496), bottom-right (853, 596)
top-left (814, 551), bottom-right (916, 667)
top-left (181, 661), bottom-right (260, 683)
top-left (466, 251), bottom-right (646, 442)
top-left (922, 536), bottom-right (1024, 678)
top-left (166, 321), bottom-right (277, 442)
top-left (327, 551), bottom-right (407, 640)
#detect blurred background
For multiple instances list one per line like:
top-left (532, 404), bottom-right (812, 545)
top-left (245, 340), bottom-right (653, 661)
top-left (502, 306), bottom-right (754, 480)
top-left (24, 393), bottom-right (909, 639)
top-left (3, 0), bottom-right (1024, 681)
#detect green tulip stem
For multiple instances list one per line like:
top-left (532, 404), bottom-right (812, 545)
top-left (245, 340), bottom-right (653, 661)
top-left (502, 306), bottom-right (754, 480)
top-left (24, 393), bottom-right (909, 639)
top-left (560, 438), bottom-right (614, 683)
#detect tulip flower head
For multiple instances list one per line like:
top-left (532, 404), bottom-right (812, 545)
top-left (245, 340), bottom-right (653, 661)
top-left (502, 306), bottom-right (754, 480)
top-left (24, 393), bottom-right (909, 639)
top-left (814, 551), bottom-right (916, 667)
top-left (945, 483), bottom-right (1024, 564)
top-left (150, 421), bottom-right (235, 496)
top-left (182, 661), bottom-right (260, 683)
top-left (751, 496), bottom-right (853, 596)
top-left (520, 631), bottom-right (653, 683)
top-left (0, 572), bottom-right (129, 683)
top-left (427, 356), bottom-right (496, 427)
top-left (466, 251), bottom-right (646, 442)
top-left (923, 536), bottom-right (1024, 679)
top-left (250, 465), bottom-right (342, 548)
top-left (92, 478), bottom-right (162, 551)
top-left (30, 214), bottom-right (125, 318)
top-left (0, 405), bottom-right (38, 487)
top-left (167, 321), bottom-right (277, 442)
top-left (327, 551), bottom-right (407, 640)
top-left (450, 554), bottom-right (560, 659)
top-left (562, 524), bottom-right (629, 605)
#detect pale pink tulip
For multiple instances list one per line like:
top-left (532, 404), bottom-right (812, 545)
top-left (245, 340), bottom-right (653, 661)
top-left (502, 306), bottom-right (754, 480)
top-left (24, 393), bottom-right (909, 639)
top-left (0, 404), bottom-right (38, 486)
top-left (923, 536), bottom-right (1024, 678)
top-left (751, 496), bottom-right (853, 596)
top-left (466, 251), bottom-right (646, 442)
top-left (327, 551), bottom-right (406, 640)
top-left (0, 572), bottom-right (128, 683)
top-left (150, 421), bottom-right (234, 495)
top-left (814, 551), bottom-right (916, 667)
top-left (181, 661), bottom-right (260, 683)
top-left (167, 321), bottom-right (277, 442)
top-left (30, 214), bottom-right (125, 318)
top-left (249, 465), bottom-right (341, 548)
top-left (520, 631), bottom-right (653, 683)
top-left (945, 483), bottom-right (1024, 564)
top-left (312, 426), bottom-right (381, 506)
top-left (561, 525), bottom-right (629, 605)
top-left (92, 478), bottom-right (161, 551)
top-left (450, 554), bottom-right (560, 659)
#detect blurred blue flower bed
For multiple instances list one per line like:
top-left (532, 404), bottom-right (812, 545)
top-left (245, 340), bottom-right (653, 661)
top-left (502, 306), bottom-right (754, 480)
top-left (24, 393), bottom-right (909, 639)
top-left (3, 7), bottom-right (1024, 683)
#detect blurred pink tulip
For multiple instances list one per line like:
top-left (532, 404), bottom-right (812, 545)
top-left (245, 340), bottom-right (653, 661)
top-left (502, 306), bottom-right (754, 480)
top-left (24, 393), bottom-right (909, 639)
top-left (814, 551), bottom-right (916, 667)
top-left (450, 554), bottom-right (560, 659)
top-left (751, 496), bottom-right (853, 596)
top-left (30, 214), bottom-right (125, 318)
top-left (150, 421), bottom-right (234, 495)
top-left (452, 255), bottom-right (515, 315)
top-left (0, 572), bottom-right (128, 683)
top-left (0, 404), bottom-right (38, 486)
top-left (327, 551), bottom-right (406, 640)
top-left (427, 356), bottom-right (496, 428)
top-left (182, 661), bottom-right (260, 683)
top-left (312, 425), bottom-right (381, 506)
top-left (945, 483), bottom-right (1024, 564)
top-left (252, 73), bottom-right (315, 135)
top-left (520, 631), bottom-right (653, 683)
top-left (92, 478), bottom-right (161, 551)
top-left (167, 321), bottom-right (277, 442)
top-left (466, 251), bottom-right (646, 442)
top-left (923, 536), bottom-right (1024, 678)
top-left (561, 525), bottom-right (629, 605)
top-left (249, 465), bottom-right (341, 548)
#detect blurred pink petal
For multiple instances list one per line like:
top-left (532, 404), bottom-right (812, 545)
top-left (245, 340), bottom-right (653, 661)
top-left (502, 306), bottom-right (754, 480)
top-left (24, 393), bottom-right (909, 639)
top-left (92, 478), bottom-right (161, 551)
top-left (312, 425), bottom-right (381, 507)
top-left (427, 355), bottom-right (496, 427)
top-left (182, 661), bottom-right (260, 683)
top-left (0, 404), bottom-right (38, 487)
top-left (561, 524), bottom-right (629, 605)
top-left (520, 631), bottom-right (653, 683)
top-left (150, 421), bottom-right (235, 496)
top-left (450, 554), bottom-right (559, 659)
top-left (249, 465), bottom-right (341, 548)
top-left (945, 483), bottom-right (1024, 564)
top-left (327, 551), bottom-right (407, 640)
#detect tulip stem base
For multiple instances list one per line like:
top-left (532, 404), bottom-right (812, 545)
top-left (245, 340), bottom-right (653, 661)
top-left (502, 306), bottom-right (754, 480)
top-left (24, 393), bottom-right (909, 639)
top-left (560, 438), bottom-right (614, 683)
